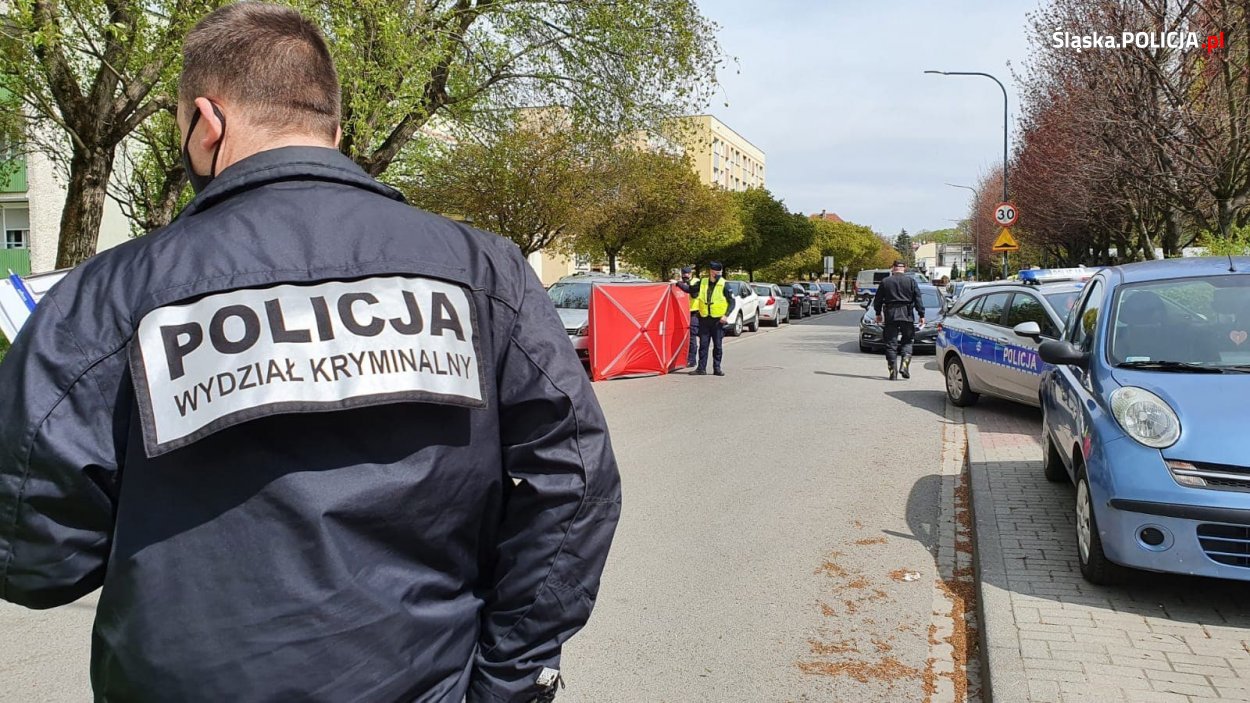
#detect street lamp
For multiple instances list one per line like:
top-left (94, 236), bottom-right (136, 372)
top-left (946, 183), bottom-right (978, 281)
top-left (926, 70), bottom-right (1010, 277)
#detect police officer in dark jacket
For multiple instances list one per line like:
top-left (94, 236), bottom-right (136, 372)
top-left (0, 4), bottom-right (620, 702)
top-left (873, 260), bottom-right (926, 380)
top-left (676, 266), bottom-right (698, 367)
top-left (689, 262), bottom-right (736, 376)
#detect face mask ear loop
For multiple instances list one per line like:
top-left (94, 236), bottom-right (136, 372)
top-left (209, 104), bottom-right (227, 178)
top-left (183, 109), bottom-right (201, 154)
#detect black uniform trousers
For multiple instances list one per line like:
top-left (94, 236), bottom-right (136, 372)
top-left (688, 312), bottom-right (700, 366)
top-left (697, 316), bottom-right (725, 372)
top-left (883, 319), bottom-right (916, 364)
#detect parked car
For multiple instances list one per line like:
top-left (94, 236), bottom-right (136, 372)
top-left (780, 284), bottom-right (811, 318)
top-left (817, 282), bottom-right (843, 311)
top-left (547, 272), bottom-right (650, 360)
top-left (937, 275), bottom-right (1087, 407)
top-left (753, 282), bottom-right (790, 326)
top-left (791, 282), bottom-right (827, 314)
top-left (721, 280), bottom-right (761, 336)
top-left (858, 284), bottom-right (945, 353)
top-left (1037, 257), bottom-right (1250, 584)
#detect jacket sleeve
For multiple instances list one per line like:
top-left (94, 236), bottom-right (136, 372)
top-left (872, 281), bottom-right (885, 315)
top-left (0, 286), bottom-right (123, 609)
top-left (913, 281), bottom-right (926, 319)
top-left (469, 261), bottom-right (622, 702)
top-left (723, 285), bottom-right (736, 317)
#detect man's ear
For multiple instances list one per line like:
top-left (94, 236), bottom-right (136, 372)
top-left (334, 125), bottom-right (343, 148)
top-left (193, 97), bottom-right (224, 151)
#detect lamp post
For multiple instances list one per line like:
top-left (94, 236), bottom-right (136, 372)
top-left (926, 70), bottom-right (1010, 278)
top-left (946, 183), bottom-right (978, 280)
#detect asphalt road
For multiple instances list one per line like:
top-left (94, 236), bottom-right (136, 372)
top-left (0, 308), bottom-right (954, 702)
top-left (560, 309), bottom-right (952, 701)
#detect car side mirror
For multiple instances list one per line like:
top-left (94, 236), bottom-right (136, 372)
top-left (860, 300), bottom-right (871, 309)
top-left (740, 289), bottom-right (750, 298)
top-left (1038, 340), bottom-right (1089, 369)
top-left (1013, 321), bottom-right (1043, 342)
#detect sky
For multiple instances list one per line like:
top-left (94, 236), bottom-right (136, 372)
top-left (696, 0), bottom-right (1041, 238)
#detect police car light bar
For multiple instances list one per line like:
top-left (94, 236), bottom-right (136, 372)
top-left (1018, 267), bottom-right (1098, 285)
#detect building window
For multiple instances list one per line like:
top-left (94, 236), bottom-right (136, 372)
top-left (1, 205), bottom-right (29, 249)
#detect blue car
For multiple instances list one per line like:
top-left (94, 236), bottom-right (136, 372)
top-left (1037, 257), bottom-right (1250, 584)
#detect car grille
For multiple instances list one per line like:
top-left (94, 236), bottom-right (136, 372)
top-left (1197, 524), bottom-right (1250, 568)
top-left (1168, 461), bottom-right (1250, 492)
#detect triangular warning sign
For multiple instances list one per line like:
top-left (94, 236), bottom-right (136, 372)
top-left (991, 228), bottom-right (1019, 252)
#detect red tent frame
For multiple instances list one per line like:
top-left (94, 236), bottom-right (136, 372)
top-left (588, 283), bottom-right (689, 381)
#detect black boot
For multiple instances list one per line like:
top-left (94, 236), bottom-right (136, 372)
top-left (888, 360), bottom-right (898, 381)
top-left (900, 356), bottom-right (912, 379)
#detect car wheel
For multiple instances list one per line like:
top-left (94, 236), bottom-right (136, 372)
top-left (1075, 468), bottom-right (1127, 585)
top-left (748, 313), bottom-right (759, 332)
top-left (1042, 425), bottom-right (1068, 483)
top-left (944, 356), bottom-right (980, 407)
top-left (731, 315), bottom-right (743, 337)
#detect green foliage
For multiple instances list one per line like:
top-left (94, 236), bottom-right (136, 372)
top-left (623, 186), bottom-right (741, 279)
top-left (718, 188), bottom-right (813, 277)
top-left (570, 147), bottom-right (717, 273)
top-left (402, 115), bottom-right (601, 257)
top-left (893, 228), bottom-right (914, 265)
top-left (758, 219), bottom-right (887, 281)
top-left (0, 334), bottom-right (8, 363)
top-left (1199, 225), bottom-right (1250, 257)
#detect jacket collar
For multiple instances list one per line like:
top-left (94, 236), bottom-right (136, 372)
top-left (178, 146), bottom-right (405, 218)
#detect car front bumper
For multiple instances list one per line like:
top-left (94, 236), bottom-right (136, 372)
top-left (859, 326), bottom-right (939, 351)
top-left (567, 334), bottom-right (589, 359)
top-left (1090, 438), bottom-right (1250, 581)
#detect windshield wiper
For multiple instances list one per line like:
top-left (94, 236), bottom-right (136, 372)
top-left (1116, 360), bottom-right (1225, 373)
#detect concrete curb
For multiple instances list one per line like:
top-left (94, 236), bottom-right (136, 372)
top-left (967, 422), bottom-right (1029, 703)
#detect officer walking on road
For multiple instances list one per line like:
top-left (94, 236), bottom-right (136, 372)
top-left (676, 265), bottom-right (699, 367)
top-left (0, 4), bottom-right (620, 702)
top-left (690, 261), bottom-right (735, 376)
top-left (873, 260), bottom-right (926, 381)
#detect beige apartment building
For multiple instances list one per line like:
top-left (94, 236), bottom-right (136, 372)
top-left (673, 115), bottom-right (765, 192)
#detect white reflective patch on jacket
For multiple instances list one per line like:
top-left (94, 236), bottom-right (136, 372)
top-left (129, 275), bottom-right (485, 456)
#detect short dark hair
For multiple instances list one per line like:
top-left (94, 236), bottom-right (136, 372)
top-left (180, 2), bottom-right (340, 138)
top-left (892, 260), bottom-right (906, 268)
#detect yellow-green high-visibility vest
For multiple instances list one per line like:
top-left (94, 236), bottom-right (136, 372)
top-left (689, 277), bottom-right (701, 312)
top-left (697, 277), bottom-right (728, 318)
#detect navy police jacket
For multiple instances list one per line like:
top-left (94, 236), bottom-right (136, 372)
top-left (0, 147), bottom-right (622, 702)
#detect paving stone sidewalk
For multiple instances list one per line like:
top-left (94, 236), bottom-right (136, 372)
top-left (966, 399), bottom-right (1250, 703)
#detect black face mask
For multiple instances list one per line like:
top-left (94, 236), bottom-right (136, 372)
top-left (182, 103), bottom-right (226, 194)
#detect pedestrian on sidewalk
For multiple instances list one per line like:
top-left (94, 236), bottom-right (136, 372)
top-left (690, 261), bottom-right (735, 376)
top-left (873, 260), bottom-right (926, 380)
top-left (676, 265), bottom-right (699, 367)
top-left (0, 4), bottom-right (620, 702)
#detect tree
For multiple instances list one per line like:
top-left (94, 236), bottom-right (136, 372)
top-left (893, 228), bottom-right (913, 265)
top-left (622, 186), bottom-right (741, 280)
top-left (0, 0), bottom-right (218, 268)
top-left (403, 116), bottom-right (599, 257)
top-left (719, 188), bottom-right (814, 280)
top-left (571, 147), bottom-right (714, 274)
top-left (3, 0), bottom-right (723, 267)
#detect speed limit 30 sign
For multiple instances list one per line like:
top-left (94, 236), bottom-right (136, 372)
top-left (994, 202), bottom-right (1019, 227)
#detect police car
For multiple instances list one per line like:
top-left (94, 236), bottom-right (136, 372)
top-left (937, 269), bottom-right (1091, 407)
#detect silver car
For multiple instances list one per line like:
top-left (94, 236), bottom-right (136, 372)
top-left (752, 283), bottom-right (790, 326)
top-left (937, 280), bottom-right (1085, 406)
top-left (547, 273), bottom-right (649, 361)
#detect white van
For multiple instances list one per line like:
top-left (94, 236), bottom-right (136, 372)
top-left (854, 269), bottom-right (891, 301)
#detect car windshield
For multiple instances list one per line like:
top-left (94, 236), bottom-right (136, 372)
top-left (1109, 276), bottom-right (1250, 368)
top-left (818, 283), bottom-right (835, 292)
top-left (779, 285), bottom-right (794, 295)
top-left (753, 285), bottom-right (772, 296)
top-left (1044, 290), bottom-right (1082, 317)
top-left (547, 282), bottom-right (592, 310)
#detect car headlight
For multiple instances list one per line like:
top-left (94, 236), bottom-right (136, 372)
top-left (1110, 387), bottom-right (1180, 448)
top-left (576, 324), bottom-right (589, 337)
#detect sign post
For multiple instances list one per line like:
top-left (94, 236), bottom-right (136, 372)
top-left (992, 202), bottom-right (1020, 278)
top-left (822, 255), bottom-right (835, 279)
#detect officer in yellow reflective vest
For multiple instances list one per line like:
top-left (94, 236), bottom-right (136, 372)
top-left (690, 261), bottom-right (736, 376)
top-left (676, 266), bottom-right (699, 367)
